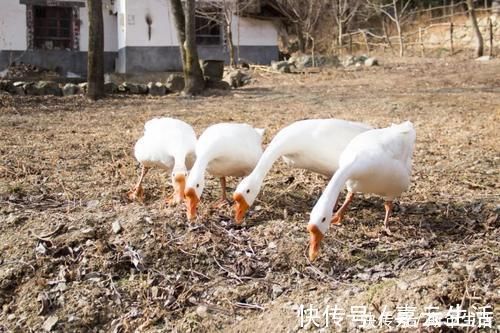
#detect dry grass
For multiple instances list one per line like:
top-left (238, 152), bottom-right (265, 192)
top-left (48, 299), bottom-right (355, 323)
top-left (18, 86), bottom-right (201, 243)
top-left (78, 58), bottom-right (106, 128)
top-left (0, 56), bottom-right (499, 332)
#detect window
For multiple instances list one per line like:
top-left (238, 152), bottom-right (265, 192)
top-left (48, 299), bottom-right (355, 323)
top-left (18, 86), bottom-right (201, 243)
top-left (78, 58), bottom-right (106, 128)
top-left (34, 6), bottom-right (73, 50)
top-left (195, 15), bottom-right (221, 45)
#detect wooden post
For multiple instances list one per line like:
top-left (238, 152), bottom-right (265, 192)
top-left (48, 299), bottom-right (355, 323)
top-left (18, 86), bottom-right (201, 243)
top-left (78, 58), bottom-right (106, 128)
top-left (449, 22), bottom-right (454, 55)
top-left (362, 30), bottom-right (370, 53)
top-left (489, 17), bottom-right (494, 57)
top-left (419, 27), bottom-right (425, 57)
top-left (311, 36), bottom-right (316, 67)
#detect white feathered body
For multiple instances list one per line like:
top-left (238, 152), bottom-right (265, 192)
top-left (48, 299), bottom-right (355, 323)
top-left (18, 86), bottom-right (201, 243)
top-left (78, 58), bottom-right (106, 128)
top-left (134, 117), bottom-right (196, 172)
top-left (341, 121), bottom-right (416, 200)
top-left (196, 123), bottom-right (264, 178)
top-left (277, 119), bottom-right (373, 176)
top-left (309, 121), bottom-right (416, 236)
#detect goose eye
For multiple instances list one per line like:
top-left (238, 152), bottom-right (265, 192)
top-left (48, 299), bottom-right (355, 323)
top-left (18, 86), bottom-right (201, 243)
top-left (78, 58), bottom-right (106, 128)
top-left (321, 217), bottom-right (326, 223)
top-left (196, 184), bottom-right (200, 188)
top-left (246, 189), bottom-right (250, 194)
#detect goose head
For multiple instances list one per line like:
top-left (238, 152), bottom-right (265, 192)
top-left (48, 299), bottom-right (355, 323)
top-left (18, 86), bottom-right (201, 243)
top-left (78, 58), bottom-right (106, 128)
top-left (233, 176), bottom-right (260, 223)
top-left (184, 172), bottom-right (205, 221)
top-left (307, 196), bottom-right (332, 261)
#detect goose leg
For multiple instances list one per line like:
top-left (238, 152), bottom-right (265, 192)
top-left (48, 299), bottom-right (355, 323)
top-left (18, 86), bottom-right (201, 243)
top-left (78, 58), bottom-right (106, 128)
top-left (331, 192), bottom-right (354, 224)
top-left (212, 177), bottom-right (230, 208)
top-left (383, 201), bottom-right (394, 235)
top-left (128, 165), bottom-right (149, 202)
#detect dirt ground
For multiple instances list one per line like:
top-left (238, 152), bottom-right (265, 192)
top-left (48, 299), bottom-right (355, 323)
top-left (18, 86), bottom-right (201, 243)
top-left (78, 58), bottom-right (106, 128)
top-left (0, 56), bottom-right (499, 332)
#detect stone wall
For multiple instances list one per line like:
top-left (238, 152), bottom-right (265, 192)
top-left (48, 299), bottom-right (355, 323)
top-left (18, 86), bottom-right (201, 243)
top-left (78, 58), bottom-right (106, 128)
top-left (423, 14), bottom-right (499, 50)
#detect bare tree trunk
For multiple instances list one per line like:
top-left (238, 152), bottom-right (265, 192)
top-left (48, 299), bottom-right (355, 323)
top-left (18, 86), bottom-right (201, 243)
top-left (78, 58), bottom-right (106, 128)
top-left (382, 18), bottom-right (395, 55)
top-left (295, 23), bottom-right (305, 52)
top-left (87, 0), bottom-right (104, 101)
top-left (170, 0), bottom-right (186, 64)
top-left (170, 0), bottom-right (205, 95)
top-left (466, 0), bottom-right (484, 57)
top-left (393, 0), bottom-right (404, 57)
top-left (397, 23), bottom-right (404, 57)
top-left (338, 21), bottom-right (343, 49)
top-left (226, 22), bottom-right (236, 68)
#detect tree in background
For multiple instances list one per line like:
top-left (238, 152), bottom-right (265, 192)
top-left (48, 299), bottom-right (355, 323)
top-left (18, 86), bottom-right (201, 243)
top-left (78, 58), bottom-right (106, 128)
top-left (196, 0), bottom-right (257, 68)
top-left (330, 0), bottom-right (363, 49)
top-left (87, 0), bottom-right (104, 100)
top-left (366, 0), bottom-right (414, 57)
top-left (272, 0), bottom-right (326, 52)
top-left (170, 0), bottom-right (205, 95)
top-left (466, 0), bottom-right (484, 57)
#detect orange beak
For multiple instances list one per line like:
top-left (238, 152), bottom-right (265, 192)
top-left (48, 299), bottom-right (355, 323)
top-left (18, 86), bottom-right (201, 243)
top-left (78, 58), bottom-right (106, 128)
top-left (184, 187), bottom-right (199, 221)
top-left (173, 174), bottom-right (186, 203)
top-left (233, 192), bottom-right (249, 224)
top-left (307, 224), bottom-right (324, 262)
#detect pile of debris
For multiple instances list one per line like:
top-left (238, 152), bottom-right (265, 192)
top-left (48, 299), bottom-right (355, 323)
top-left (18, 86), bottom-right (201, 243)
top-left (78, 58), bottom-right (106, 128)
top-left (0, 63), bottom-right (60, 80)
top-left (269, 53), bottom-right (379, 73)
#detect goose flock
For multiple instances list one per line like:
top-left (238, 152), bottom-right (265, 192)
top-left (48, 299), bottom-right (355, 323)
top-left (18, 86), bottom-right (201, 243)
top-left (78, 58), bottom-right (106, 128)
top-left (129, 117), bottom-right (416, 261)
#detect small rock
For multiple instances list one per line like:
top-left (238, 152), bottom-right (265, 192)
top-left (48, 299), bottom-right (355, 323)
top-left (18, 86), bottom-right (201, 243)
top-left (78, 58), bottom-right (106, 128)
top-left (205, 79), bottom-right (230, 90)
top-left (364, 57), bottom-right (379, 66)
top-left (7, 313), bottom-right (15, 321)
top-left (397, 280), bottom-right (409, 290)
top-left (165, 74), bottom-right (184, 92)
top-left (81, 227), bottom-right (96, 238)
top-left (123, 82), bottom-right (145, 94)
top-left (0, 80), bottom-right (13, 92)
top-left (36, 242), bottom-right (48, 255)
top-left (26, 81), bottom-right (61, 96)
top-left (223, 69), bottom-right (251, 88)
top-left (200, 59), bottom-right (224, 81)
top-left (43, 315), bottom-right (58, 332)
top-left (147, 82), bottom-right (167, 96)
top-left (196, 305), bottom-right (208, 318)
top-left (62, 83), bottom-right (78, 96)
top-left (112, 220), bottom-right (123, 234)
top-left (86, 200), bottom-right (99, 209)
top-left (78, 82), bottom-right (88, 93)
top-left (57, 282), bottom-right (68, 292)
top-left (418, 238), bottom-right (430, 248)
top-left (271, 60), bottom-right (292, 73)
top-left (451, 262), bottom-right (465, 271)
top-left (137, 83), bottom-right (148, 94)
top-left (104, 82), bottom-right (118, 94)
top-left (14, 85), bottom-right (26, 95)
top-left (272, 285), bottom-right (284, 299)
top-left (117, 84), bottom-right (128, 93)
top-left (268, 241), bottom-right (277, 249)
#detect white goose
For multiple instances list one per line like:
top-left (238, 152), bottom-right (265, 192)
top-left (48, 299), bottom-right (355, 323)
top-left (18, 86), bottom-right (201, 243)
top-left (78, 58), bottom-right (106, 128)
top-left (233, 119), bottom-right (372, 222)
top-left (128, 117), bottom-right (197, 204)
top-left (184, 123), bottom-right (264, 220)
top-left (307, 121), bottom-right (416, 261)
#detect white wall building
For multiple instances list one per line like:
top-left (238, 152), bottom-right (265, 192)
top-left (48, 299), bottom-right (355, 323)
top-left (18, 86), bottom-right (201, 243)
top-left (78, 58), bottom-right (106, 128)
top-left (0, 0), bottom-right (280, 75)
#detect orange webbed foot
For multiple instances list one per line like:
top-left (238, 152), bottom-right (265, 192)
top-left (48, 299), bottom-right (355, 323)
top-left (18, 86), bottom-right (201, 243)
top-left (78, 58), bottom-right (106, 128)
top-left (331, 213), bottom-right (344, 225)
top-left (127, 185), bottom-right (145, 203)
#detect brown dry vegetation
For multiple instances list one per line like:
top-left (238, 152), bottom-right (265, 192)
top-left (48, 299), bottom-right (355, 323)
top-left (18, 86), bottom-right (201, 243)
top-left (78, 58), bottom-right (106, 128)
top-left (0, 56), bottom-right (499, 332)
